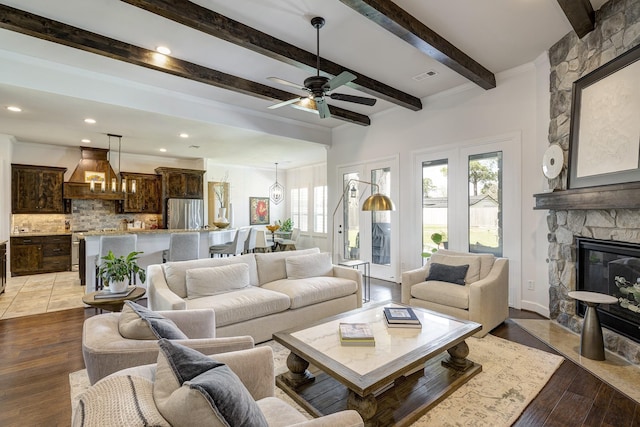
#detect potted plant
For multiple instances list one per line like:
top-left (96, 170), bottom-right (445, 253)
top-left (98, 250), bottom-right (146, 293)
top-left (421, 232), bottom-right (445, 258)
top-left (276, 218), bottom-right (294, 238)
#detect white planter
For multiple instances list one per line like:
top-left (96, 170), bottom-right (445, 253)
top-left (217, 207), bottom-right (227, 221)
top-left (108, 280), bottom-right (129, 293)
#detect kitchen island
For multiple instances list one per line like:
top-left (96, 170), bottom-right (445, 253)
top-left (82, 228), bottom-right (235, 292)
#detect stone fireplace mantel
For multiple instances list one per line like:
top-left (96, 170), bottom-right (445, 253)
top-left (534, 182), bottom-right (640, 211)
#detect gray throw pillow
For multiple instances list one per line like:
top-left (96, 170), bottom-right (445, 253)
top-left (119, 301), bottom-right (188, 340)
top-left (426, 262), bottom-right (469, 286)
top-left (154, 339), bottom-right (268, 427)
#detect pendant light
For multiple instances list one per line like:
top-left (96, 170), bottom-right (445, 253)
top-left (269, 162), bottom-right (284, 205)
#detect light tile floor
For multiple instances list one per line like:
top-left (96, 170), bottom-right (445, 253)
top-left (0, 271), bottom-right (85, 319)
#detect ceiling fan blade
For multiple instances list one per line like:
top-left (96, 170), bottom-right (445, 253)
top-left (315, 97), bottom-right (331, 119)
top-left (329, 93), bottom-right (377, 106)
top-left (267, 77), bottom-right (305, 91)
top-left (268, 97), bottom-right (304, 109)
top-left (326, 71), bottom-right (356, 91)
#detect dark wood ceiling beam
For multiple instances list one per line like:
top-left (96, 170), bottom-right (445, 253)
top-left (556, 0), bottom-right (595, 39)
top-left (119, 0), bottom-right (422, 111)
top-left (0, 4), bottom-right (370, 126)
top-left (338, 0), bottom-right (496, 90)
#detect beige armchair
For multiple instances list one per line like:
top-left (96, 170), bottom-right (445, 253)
top-left (82, 308), bottom-right (254, 384)
top-left (73, 346), bottom-right (364, 427)
top-left (401, 249), bottom-right (509, 337)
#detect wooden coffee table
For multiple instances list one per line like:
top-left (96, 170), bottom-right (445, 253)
top-left (273, 303), bottom-right (482, 426)
top-left (82, 286), bottom-right (146, 312)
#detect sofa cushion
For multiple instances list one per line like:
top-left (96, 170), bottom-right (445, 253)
top-left (429, 253), bottom-right (481, 284)
top-left (425, 262), bottom-right (469, 286)
top-left (436, 249), bottom-right (496, 280)
top-left (74, 374), bottom-right (170, 427)
top-left (285, 252), bottom-right (333, 279)
top-left (262, 277), bottom-right (357, 309)
top-left (185, 287), bottom-right (291, 327)
top-left (154, 339), bottom-right (268, 427)
top-left (410, 281), bottom-right (470, 310)
top-left (255, 248), bottom-right (320, 285)
top-left (118, 301), bottom-right (188, 340)
top-left (162, 254), bottom-right (258, 298)
top-left (186, 264), bottom-right (250, 299)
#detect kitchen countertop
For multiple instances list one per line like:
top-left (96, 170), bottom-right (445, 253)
top-left (10, 231), bottom-right (72, 237)
top-left (81, 228), bottom-right (234, 237)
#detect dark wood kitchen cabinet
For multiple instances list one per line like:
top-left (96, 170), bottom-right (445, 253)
top-left (12, 164), bottom-right (67, 214)
top-left (10, 235), bottom-right (71, 276)
top-left (0, 242), bottom-right (6, 294)
top-left (155, 167), bottom-right (205, 199)
top-left (118, 172), bottom-right (162, 213)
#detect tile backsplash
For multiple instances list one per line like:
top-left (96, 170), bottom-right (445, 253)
top-left (12, 199), bottom-right (162, 233)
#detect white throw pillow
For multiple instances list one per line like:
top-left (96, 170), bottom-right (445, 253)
top-left (185, 264), bottom-right (250, 299)
top-left (429, 253), bottom-right (481, 284)
top-left (285, 252), bottom-right (333, 279)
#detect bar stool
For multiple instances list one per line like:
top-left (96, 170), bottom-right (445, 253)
top-left (209, 227), bottom-right (250, 257)
top-left (95, 234), bottom-right (138, 290)
top-left (243, 227), bottom-right (257, 254)
top-left (162, 232), bottom-right (200, 262)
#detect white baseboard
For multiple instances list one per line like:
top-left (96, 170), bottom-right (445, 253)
top-left (520, 300), bottom-right (549, 318)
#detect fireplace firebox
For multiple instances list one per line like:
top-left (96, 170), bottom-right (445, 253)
top-left (576, 238), bottom-right (640, 343)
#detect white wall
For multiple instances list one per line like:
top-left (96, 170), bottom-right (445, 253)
top-left (0, 135), bottom-right (14, 242)
top-left (204, 161), bottom-right (287, 229)
top-left (329, 61), bottom-right (550, 315)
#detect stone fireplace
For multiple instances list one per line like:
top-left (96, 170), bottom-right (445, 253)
top-left (575, 237), bottom-right (640, 343)
top-left (541, 0), bottom-right (640, 365)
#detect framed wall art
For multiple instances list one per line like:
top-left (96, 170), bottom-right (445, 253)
top-left (249, 197), bottom-right (270, 225)
top-left (568, 43), bottom-right (640, 189)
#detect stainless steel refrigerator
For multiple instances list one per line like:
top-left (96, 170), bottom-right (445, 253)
top-left (167, 198), bottom-right (204, 230)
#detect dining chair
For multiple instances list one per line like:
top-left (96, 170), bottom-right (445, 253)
top-left (162, 232), bottom-right (200, 262)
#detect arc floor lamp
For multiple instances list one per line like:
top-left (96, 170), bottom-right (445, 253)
top-left (331, 179), bottom-right (395, 262)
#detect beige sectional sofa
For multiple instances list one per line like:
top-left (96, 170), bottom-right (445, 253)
top-left (147, 248), bottom-right (363, 343)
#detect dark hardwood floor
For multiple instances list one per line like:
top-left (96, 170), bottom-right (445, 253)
top-left (0, 280), bottom-right (638, 426)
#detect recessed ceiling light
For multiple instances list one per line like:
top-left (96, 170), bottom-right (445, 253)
top-left (156, 46), bottom-right (171, 55)
top-left (84, 118), bottom-right (96, 124)
top-left (81, 139), bottom-right (91, 143)
top-left (159, 148), bottom-right (167, 152)
top-left (7, 106), bottom-right (22, 112)
top-left (179, 133), bottom-right (189, 138)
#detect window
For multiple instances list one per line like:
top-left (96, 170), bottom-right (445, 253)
top-left (290, 188), bottom-right (308, 232)
top-left (422, 159), bottom-right (448, 255)
top-left (468, 151), bottom-right (502, 256)
top-left (313, 185), bottom-right (327, 233)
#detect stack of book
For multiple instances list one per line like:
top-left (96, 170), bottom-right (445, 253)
top-left (338, 322), bottom-right (375, 346)
top-left (94, 286), bottom-right (135, 299)
top-left (383, 307), bottom-right (422, 329)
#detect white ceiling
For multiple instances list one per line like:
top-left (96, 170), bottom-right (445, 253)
top-left (0, 0), bottom-right (608, 169)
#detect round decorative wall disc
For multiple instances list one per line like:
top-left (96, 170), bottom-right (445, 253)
top-left (542, 144), bottom-right (563, 179)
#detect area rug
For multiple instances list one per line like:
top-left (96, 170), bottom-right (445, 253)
top-left (70, 334), bottom-right (563, 426)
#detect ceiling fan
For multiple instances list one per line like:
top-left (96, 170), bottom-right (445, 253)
top-left (268, 16), bottom-right (377, 119)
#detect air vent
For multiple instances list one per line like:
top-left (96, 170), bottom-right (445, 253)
top-left (412, 70), bottom-right (438, 82)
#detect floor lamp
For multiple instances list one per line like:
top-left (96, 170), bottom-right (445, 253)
top-left (331, 179), bottom-right (395, 262)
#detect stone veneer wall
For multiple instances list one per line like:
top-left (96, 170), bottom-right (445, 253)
top-left (547, 0), bottom-right (640, 363)
top-left (12, 199), bottom-right (161, 233)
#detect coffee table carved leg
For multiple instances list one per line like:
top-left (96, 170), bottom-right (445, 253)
top-left (282, 352), bottom-right (315, 388)
top-left (347, 391), bottom-right (377, 422)
top-left (442, 340), bottom-right (474, 372)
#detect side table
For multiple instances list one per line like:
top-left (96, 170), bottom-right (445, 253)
top-left (82, 286), bottom-right (146, 313)
top-left (338, 259), bottom-right (370, 302)
top-left (568, 290), bottom-right (618, 361)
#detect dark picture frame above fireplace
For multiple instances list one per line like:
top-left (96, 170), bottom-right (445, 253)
top-left (576, 237), bottom-right (640, 344)
top-left (568, 43), bottom-right (640, 189)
